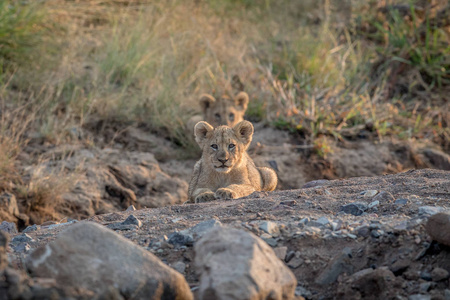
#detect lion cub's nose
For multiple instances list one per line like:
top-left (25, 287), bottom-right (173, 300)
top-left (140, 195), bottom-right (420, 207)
top-left (218, 158), bottom-right (228, 164)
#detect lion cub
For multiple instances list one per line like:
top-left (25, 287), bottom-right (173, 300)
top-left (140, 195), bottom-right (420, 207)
top-left (188, 120), bottom-right (277, 203)
top-left (186, 92), bottom-right (249, 132)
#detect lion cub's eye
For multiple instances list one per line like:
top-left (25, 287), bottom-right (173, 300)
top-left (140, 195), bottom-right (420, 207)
top-left (215, 113), bottom-right (221, 120)
top-left (229, 113), bottom-right (235, 121)
top-left (228, 144), bottom-right (235, 150)
top-left (211, 144), bottom-right (218, 150)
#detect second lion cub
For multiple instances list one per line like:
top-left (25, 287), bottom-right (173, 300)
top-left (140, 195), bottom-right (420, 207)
top-left (188, 120), bottom-right (277, 203)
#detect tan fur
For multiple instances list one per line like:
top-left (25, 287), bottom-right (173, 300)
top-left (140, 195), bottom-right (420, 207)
top-left (199, 92), bottom-right (249, 127)
top-left (188, 120), bottom-right (277, 203)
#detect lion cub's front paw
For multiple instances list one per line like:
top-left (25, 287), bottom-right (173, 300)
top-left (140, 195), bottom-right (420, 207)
top-left (215, 188), bottom-right (238, 200)
top-left (195, 192), bottom-right (216, 203)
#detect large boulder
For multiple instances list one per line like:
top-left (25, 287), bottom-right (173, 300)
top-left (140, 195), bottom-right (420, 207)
top-left (426, 213), bottom-right (450, 247)
top-left (194, 227), bottom-right (297, 300)
top-left (26, 222), bottom-right (193, 299)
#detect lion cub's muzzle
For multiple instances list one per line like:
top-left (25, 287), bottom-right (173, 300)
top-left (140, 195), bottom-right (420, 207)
top-left (214, 157), bottom-right (232, 172)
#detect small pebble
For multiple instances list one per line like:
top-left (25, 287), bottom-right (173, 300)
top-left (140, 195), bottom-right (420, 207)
top-left (299, 217), bottom-right (310, 225)
top-left (259, 221), bottom-right (279, 236)
top-left (368, 201), bottom-right (379, 209)
top-left (125, 205), bottom-right (136, 211)
top-left (273, 246), bottom-right (288, 261)
top-left (371, 230), bottom-right (382, 238)
top-left (395, 198), bottom-right (408, 206)
top-left (172, 261), bottom-right (186, 274)
top-left (340, 202), bottom-right (368, 216)
top-left (287, 256), bottom-right (303, 269)
top-left (362, 190), bottom-right (378, 197)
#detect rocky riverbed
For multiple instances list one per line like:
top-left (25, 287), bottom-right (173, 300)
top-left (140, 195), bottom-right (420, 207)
top-left (1, 168), bottom-right (450, 299)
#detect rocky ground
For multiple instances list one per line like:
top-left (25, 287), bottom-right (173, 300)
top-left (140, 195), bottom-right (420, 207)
top-left (1, 168), bottom-right (449, 299)
top-left (3, 120), bottom-right (448, 230)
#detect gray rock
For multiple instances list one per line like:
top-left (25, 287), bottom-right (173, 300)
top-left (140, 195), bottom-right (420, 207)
top-left (268, 160), bottom-right (279, 172)
top-left (419, 282), bottom-right (433, 293)
top-left (310, 216), bottom-right (329, 227)
top-left (362, 190), bottom-right (378, 197)
top-left (394, 221), bottom-right (408, 231)
top-left (168, 231), bottom-right (194, 247)
top-left (12, 243), bottom-right (31, 253)
top-left (0, 221), bottom-right (17, 234)
top-left (195, 227), bottom-right (297, 300)
top-left (23, 225), bottom-right (40, 233)
top-left (125, 205), bottom-right (136, 211)
top-left (259, 221), bottom-right (280, 236)
top-left (420, 271), bottom-right (432, 281)
top-left (395, 198), bottom-right (408, 206)
top-left (260, 234), bottom-right (278, 247)
top-left (302, 180), bottom-right (329, 189)
top-left (426, 213), bottom-right (450, 247)
top-left (287, 256), bottom-right (303, 269)
top-left (299, 217), bottom-right (310, 225)
top-left (316, 247), bottom-right (353, 285)
top-left (430, 267), bottom-right (449, 281)
top-left (122, 215), bottom-right (142, 227)
top-left (172, 261), bottom-right (186, 274)
top-left (184, 219), bottom-right (222, 239)
top-left (368, 200), bottom-right (379, 209)
top-left (285, 251), bottom-right (295, 263)
top-left (26, 222), bottom-right (193, 299)
top-left (331, 221), bottom-right (340, 231)
top-left (340, 203), bottom-right (368, 216)
top-left (295, 286), bottom-right (312, 298)
top-left (371, 230), bottom-right (383, 238)
top-left (389, 259), bottom-right (409, 276)
top-left (373, 191), bottom-right (394, 203)
top-left (445, 289), bottom-right (450, 300)
top-left (273, 246), bottom-right (288, 261)
top-left (356, 226), bottom-right (370, 238)
top-left (408, 295), bottom-right (431, 300)
top-left (419, 206), bottom-right (445, 216)
top-left (107, 214), bottom-right (141, 231)
top-left (12, 233), bottom-right (34, 244)
top-left (349, 268), bottom-right (374, 281)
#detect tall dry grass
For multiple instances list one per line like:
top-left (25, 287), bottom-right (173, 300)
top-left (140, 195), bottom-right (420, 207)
top-left (1, 0), bottom-right (449, 158)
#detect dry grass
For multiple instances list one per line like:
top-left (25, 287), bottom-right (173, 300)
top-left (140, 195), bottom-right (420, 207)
top-left (0, 0), bottom-right (449, 169)
top-left (15, 164), bottom-right (79, 225)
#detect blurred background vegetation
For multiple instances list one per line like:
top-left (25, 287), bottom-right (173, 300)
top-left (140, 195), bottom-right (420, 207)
top-left (0, 0), bottom-right (448, 167)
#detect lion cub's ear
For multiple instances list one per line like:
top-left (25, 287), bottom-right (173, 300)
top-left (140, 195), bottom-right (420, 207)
top-left (233, 120), bottom-right (253, 147)
top-left (194, 121), bottom-right (214, 147)
top-left (234, 92), bottom-right (249, 111)
top-left (199, 94), bottom-right (216, 114)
